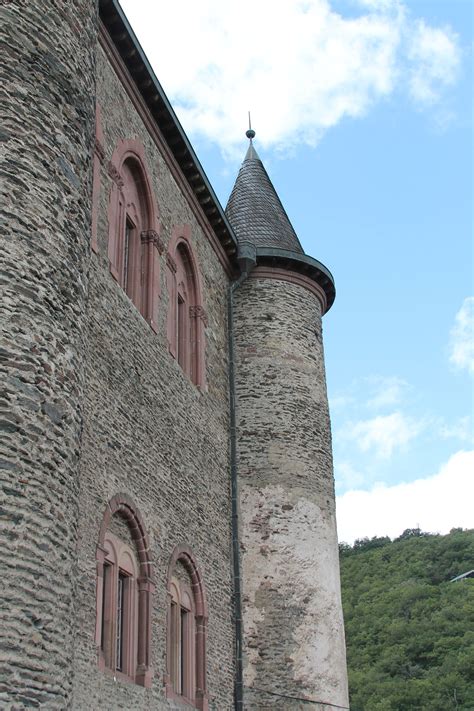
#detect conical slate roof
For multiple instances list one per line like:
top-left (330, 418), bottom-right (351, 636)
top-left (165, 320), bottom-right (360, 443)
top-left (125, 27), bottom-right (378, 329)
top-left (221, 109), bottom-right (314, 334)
top-left (225, 137), bottom-right (304, 253)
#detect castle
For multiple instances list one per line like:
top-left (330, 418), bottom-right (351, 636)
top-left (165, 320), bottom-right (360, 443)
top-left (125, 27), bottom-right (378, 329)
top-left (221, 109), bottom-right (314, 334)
top-left (1, 1), bottom-right (348, 709)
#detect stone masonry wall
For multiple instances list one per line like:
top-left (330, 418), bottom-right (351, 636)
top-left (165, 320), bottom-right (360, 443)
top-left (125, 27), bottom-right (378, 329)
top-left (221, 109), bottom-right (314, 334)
top-left (0, 2), bottom-right (97, 708)
top-left (70, 43), bottom-right (235, 710)
top-left (234, 276), bottom-right (349, 710)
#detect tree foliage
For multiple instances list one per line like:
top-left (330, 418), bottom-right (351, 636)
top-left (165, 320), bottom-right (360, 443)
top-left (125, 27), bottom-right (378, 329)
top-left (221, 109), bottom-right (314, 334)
top-left (339, 528), bottom-right (474, 710)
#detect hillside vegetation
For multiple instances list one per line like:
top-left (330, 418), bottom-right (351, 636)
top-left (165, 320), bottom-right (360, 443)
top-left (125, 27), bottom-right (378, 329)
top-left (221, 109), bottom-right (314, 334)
top-left (339, 528), bottom-right (474, 711)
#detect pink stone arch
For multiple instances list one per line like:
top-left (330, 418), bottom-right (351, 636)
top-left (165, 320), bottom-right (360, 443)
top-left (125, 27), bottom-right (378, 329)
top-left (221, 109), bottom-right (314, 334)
top-left (166, 225), bottom-right (207, 388)
top-left (165, 544), bottom-right (209, 710)
top-left (108, 138), bottom-right (158, 229)
top-left (96, 493), bottom-right (154, 687)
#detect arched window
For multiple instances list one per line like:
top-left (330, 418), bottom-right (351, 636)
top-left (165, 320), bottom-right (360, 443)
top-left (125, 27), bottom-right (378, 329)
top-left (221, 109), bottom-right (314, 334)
top-left (95, 494), bottom-right (154, 688)
top-left (166, 226), bottom-right (207, 388)
top-left (166, 546), bottom-right (208, 710)
top-left (107, 139), bottom-right (163, 332)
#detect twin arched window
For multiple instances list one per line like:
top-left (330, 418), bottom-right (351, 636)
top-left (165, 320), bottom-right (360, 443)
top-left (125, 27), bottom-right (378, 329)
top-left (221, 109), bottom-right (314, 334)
top-left (107, 140), bottom-right (162, 332)
top-left (166, 547), bottom-right (208, 710)
top-left (96, 495), bottom-right (153, 687)
top-left (101, 530), bottom-right (139, 678)
top-left (166, 228), bottom-right (206, 388)
top-left (96, 497), bottom-right (208, 708)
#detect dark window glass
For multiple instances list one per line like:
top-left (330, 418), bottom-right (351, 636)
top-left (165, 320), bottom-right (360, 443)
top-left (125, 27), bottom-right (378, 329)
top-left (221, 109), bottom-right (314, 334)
top-left (101, 563), bottom-right (111, 652)
top-left (124, 217), bottom-right (133, 296)
top-left (180, 607), bottom-right (186, 694)
top-left (177, 294), bottom-right (186, 369)
top-left (116, 572), bottom-right (126, 671)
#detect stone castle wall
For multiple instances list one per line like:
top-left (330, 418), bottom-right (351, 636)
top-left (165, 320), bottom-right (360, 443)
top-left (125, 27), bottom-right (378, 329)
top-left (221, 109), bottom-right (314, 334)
top-left (1, 4), bottom-right (348, 709)
top-left (0, 2), bottom-right (97, 708)
top-left (234, 275), bottom-right (349, 710)
top-left (69, 44), bottom-right (235, 710)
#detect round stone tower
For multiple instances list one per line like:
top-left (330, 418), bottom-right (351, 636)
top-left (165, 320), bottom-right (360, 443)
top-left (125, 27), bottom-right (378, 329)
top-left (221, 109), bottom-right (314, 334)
top-left (227, 135), bottom-right (349, 710)
top-left (0, 1), bottom-right (97, 707)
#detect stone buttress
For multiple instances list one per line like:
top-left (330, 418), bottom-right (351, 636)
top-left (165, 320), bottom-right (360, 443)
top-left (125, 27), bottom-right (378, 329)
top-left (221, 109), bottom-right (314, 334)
top-left (227, 135), bottom-right (349, 710)
top-left (0, 1), bottom-right (97, 707)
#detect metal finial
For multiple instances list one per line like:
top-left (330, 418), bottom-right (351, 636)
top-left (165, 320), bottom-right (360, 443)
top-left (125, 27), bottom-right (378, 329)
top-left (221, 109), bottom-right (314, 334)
top-left (246, 111), bottom-right (255, 140)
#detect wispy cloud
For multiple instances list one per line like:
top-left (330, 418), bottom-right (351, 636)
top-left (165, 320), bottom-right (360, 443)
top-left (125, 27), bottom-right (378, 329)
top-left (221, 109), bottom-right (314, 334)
top-left (336, 449), bottom-right (474, 543)
top-left (407, 20), bottom-right (461, 105)
top-left (449, 297), bottom-right (474, 375)
top-left (121, 0), bottom-right (461, 156)
top-left (366, 375), bottom-right (409, 409)
top-left (336, 460), bottom-right (367, 490)
top-left (341, 411), bottom-right (424, 458)
top-left (329, 394), bottom-right (356, 411)
top-left (439, 415), bottom-right (473, 444)
top-left (330, 374), bottom-right (409, 414)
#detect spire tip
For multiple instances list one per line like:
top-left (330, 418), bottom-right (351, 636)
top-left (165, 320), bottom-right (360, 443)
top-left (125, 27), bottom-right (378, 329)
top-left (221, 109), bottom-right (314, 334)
top-left (246, 111), bottom-right (255, 140)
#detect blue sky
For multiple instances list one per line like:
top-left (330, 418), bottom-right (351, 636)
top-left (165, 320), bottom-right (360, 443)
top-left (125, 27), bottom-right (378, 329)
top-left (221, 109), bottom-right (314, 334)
top-left (121, 0), bottom-right (473, 542)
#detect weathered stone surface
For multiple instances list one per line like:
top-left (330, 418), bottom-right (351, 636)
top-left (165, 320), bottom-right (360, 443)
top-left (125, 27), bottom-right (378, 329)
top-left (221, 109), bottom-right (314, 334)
top-left (234, 276), bottom-right (349, 710)
top-left (0, 1), bottom-right (98, 708)
top-left (68, 45), bottom-right (234, 710)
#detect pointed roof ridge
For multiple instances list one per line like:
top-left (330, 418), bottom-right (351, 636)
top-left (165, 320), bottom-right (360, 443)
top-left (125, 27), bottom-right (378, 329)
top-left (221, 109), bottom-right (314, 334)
top-left (225, 132), bottom-right (304, 254)
top-left (244, 140), bottom-right (259, 161)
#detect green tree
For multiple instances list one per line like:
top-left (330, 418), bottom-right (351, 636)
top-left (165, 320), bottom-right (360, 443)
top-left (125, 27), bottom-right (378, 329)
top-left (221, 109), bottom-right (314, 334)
top-left (340, 528), bottom-right (474, 710)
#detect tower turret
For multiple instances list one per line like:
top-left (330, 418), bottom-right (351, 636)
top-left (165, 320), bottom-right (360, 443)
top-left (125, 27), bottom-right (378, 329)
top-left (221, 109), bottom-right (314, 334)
top-left (227, 133), bottom-right (348, 709)
top-left (227, 131), bottom-right (304, 253)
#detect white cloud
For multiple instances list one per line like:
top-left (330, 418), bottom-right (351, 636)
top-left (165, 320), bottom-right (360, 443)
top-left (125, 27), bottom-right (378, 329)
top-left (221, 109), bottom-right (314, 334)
top-left (449, 297), bottom-right (474, 375)
top-left (342, 411), bottom-right (423, 458)
top-left (336, 449), bottom-right (474, 543)
top-left (407, 20), bottom-right (460, 105)
top-left (120, 0), bottom-right (460, 156)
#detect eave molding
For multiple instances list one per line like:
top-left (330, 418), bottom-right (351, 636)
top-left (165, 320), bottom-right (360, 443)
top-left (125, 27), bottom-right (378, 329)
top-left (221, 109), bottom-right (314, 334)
top-left (249, 266), bottom-right (329, 314)
top-left (98, 22), bottom-right (235, 277)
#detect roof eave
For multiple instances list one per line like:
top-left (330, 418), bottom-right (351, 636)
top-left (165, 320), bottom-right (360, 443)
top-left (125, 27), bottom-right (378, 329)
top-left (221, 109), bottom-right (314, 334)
top-left (255, 247), bottom-right (336, 314)
top-left (99, 0), bottom-right (238, 264)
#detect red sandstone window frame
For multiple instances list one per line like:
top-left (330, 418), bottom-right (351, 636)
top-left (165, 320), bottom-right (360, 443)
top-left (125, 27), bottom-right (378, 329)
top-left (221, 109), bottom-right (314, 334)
top-left (95, 494), bottom-right (154, 688)
top-left (169, 581), bottom-right (196, 700)
top-left (107, 138), bottom-right (164, 332)
top-left (100, 531), bottom-right (139, 678)
top-left (166, 546), bottom-right (208, 710)
top-left (166, 225), bottom-right (207, 388)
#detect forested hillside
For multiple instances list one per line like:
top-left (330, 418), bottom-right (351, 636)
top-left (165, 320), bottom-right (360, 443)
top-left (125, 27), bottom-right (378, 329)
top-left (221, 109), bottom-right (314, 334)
top-left (339, 528), bottom-right (474, 711)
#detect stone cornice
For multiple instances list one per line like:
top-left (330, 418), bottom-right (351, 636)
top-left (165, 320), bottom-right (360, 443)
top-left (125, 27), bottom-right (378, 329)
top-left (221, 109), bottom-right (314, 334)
top-left (252, 248), bottom-right (336, 314)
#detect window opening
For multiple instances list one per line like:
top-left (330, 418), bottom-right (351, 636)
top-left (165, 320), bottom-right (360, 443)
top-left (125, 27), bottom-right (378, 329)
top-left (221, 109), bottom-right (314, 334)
top-left (171, 600), bottom-right (178, 692)
top-left (116, 571), bottom-right (126, 672)
top-left (180, 606), bottom-right (187, 695)
top-left (101, 563), bottom-right (111, 653)
top-left (166, 550), bottom-right (207, 708)
top-left (108, 145), bottom-right (160, 331)
top-left (124, 217), bottom-right (134, 297)
top-left (96, 499), bottom-right (154, 688)
top-left (140, 235), bottom-right (146, 291)
top-left (167, 239), bottom-right (206, 387)
top-left (177, 294), bottom-right (186, 370)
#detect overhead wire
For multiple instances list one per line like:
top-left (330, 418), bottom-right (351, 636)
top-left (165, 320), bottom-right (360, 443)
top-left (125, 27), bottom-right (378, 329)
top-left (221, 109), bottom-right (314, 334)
top-left (245, 684), bottom-right (350, 709)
